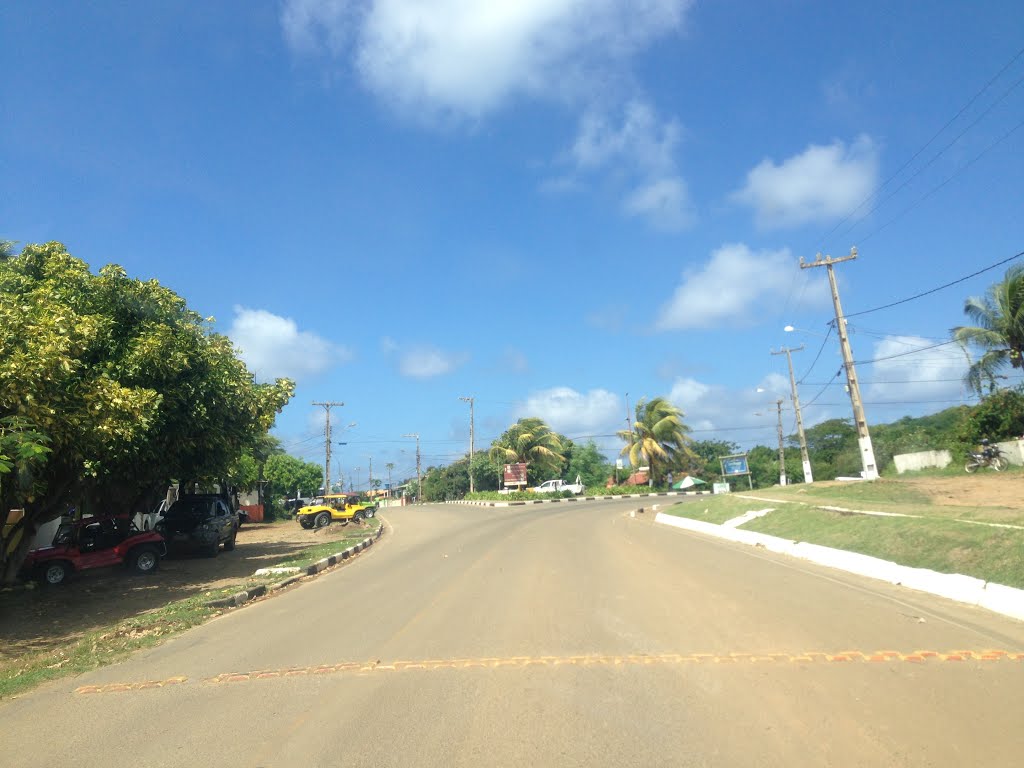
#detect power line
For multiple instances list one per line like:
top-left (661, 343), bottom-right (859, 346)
top-left (860, 116), bottom-right (1024, 246)
top-left (853, 338), bottom-right (963, 365)
top-left (843, 248), bottom-right (1024, 320)
top-left (815, 44), bottom-right (1024, 250)
top-left (839, 73), bottom-right (1024, 243)
top-left (796, 322), bottom-right (834, 384)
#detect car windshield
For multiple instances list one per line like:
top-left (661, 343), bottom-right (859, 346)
top-left (166, 499), bottom-right (215, 518)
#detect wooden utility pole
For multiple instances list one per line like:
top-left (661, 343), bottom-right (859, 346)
top-left (403, 433), bottom-right (421, 503)
top-left (312, 401), bottom-right (344, 494)
top-left (800, 247), bottom-right (878, 479)
top-left (775, 399), bottom-right (787, 486)
top-left (460, 396), bottom-right (475, 493)
top-left (771, 344), bottom-right (813, 483)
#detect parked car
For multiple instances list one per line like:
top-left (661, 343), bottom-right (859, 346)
top-left (156, 494), bottom-right (238, 557)
top-left (532, 476), bottom-right (586, 495)
top-left (21, 514), bottom-right (167, 586)
top-left (296, 494), bottom-right (377, 529)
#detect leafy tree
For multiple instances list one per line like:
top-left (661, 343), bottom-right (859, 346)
top-left (489, 417), bottom-right (566, 485)
top-left (564, 440), bottom-right (613, 489)
top-left (954, 386), bottom-right (1024, 450)
top-left (617, 397), bottom-right (694, 485)
top-left (953, 264), bottom-right (1024, 396)
top-left (799, 418), bottom-right (860, 480)
top-left (745, 444), bottom-right (805, 489)
top-left (264, 454), bottom-right (323, 502)
top-left (0, 242), bottom-right (293, 582)
top-left (684, 439), bottom-right (740, 477)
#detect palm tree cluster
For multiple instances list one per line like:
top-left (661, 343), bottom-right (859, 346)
top-left (488, 417), bottom-right (566, 482)
top-left (617, 396), bottom-right (694, 485)
top-left (953, 264), bottom-right (1024, 396)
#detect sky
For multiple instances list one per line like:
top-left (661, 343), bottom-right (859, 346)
top-left (3, 1), bottom-right (1023, 488)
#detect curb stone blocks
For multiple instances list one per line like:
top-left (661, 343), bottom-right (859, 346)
top-left (203, 525), bottom-right (385, 609)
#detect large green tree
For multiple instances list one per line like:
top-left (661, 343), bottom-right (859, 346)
top-left (617, 397), bottom-right (694, 485)
top-left (264, 453), bottom-right (323, 503)
top-left (953, 264), bottom-right (1024, 396)
top-left (564, 440), bottom-right (613, 489)
top-left (489, 417), bottom-right (566, 485)
top-left (0, 242), bottom-right (293, 582)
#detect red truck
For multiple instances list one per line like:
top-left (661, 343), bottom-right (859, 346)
top-left (22, 514), bottom-right (167, 585)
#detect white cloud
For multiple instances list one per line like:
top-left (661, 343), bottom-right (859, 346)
top-left (568, 99), bottom-right (694, 230)
top-left (623, 177), bottom-right (693, 230)
top-left (865, 335), bottom-right (969, 403)
top-left (517, 387), bottom-right (621, 435)
top-left (655, 243), bottom-right (827, 330)
top-left (398, 345), bottom-right (463, 378)
top-left (282, 0), bottom-right (693, 118)
top-left (732, 135), bottom-right (879, 229)
top-left (228, 306), bottom-right (352, 382)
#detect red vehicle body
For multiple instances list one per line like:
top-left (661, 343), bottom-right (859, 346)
top-left (22, 515), bottom-right (167, 585)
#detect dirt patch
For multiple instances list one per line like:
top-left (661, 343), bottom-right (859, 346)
top-left (898, 472), bottom-right (1024, 509)
top-left (0, 520), bottom-right (373, 660)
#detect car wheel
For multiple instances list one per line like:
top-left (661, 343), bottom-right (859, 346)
top-left (364, 508), bottom-right (376, 519)
top-left (129, 546), bottom-right (160, 574)
top-left (40, 561), bottom-right (71, 586)
top-left (223, 529), bottom-right (237, 551)
top-left (298, 517), bottom-right (313, 529)
top-left (314, 512), bottom-right (331, 528)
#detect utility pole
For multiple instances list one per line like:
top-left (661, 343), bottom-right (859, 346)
top-left (775, 399), bottom-right (787, 486)
top-left (312, 401), bottom-right (344, 494)
top-left (367, 456), bottom-right (373, 489)
top-left (771, 344), bottom-right (813, 483)
top-left (800, 247), bottom-right (878, 479)
top-left (459, 396), bottom-right (475, 493)
top-left (403, 433), bottom-right (421, 503)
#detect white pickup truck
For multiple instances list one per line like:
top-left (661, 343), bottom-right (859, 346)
top-left (533, 476), bottom-right (585, 495)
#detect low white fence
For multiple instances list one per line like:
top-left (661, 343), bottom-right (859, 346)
top-left (893, 439), bottom-right (1024, 473)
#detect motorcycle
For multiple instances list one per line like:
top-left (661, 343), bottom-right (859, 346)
top-left (965, 440), bottom-right (1008, 473)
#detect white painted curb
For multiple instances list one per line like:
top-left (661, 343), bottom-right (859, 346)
top-left (654, 512), bottom-right (1024, 622)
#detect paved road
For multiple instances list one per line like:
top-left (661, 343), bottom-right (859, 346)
top-left (5, 499), bottom-right (1024, 767)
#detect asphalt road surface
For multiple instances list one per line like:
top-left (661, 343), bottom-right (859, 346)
top-left (5, 499), bottom-right (1024, 767)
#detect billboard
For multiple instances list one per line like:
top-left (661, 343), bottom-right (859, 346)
top-left (503, 462), bottom-right (528, 485)
top-left (720, 454), bottom-right (750, 477)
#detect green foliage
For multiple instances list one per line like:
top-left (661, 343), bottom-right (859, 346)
top-left (564, 440), bottom-right (613, 489)
top-left (617, 396), bottom-right (695, 484)
top-left (953, 264), bottom-right (1024, 396)
top-left (953, 387), bottom-right (1024, 452)
top-left (685, 439), bottom-right (739, 477)
top-left (0, 242), bottom-right (294, 581)
top-left (264, 454), bottom-right (323, 502)
top-left (488, 417), bottom-right (567, 485)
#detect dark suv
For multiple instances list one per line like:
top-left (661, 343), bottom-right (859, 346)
top-left (157, 494), bottom-right (238, 557)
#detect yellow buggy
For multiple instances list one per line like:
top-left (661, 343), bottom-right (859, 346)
top-left (296, 494), bottom-right (377, 529)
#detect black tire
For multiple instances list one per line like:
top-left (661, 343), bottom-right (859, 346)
top-left (364, 507), bottom-right (376, 519)
top-left (965, 461), bottom-right (979, 474)
top-left (314, 511), bottom-right (331, 529)
top-left (352, 510), bottom-right (364, 523)
top-left (205, 540), bottom-right (220, 558)
top-left (40, 561), bottom-right (71, 586)
top-left (129, 546), bottom-right (160, 574)
top-left (223, 529), bottom-right (237, 551)
top-left (298, 516), bottom-right (314, 529)
top-left (992, 456), bottom-right (1009, 471)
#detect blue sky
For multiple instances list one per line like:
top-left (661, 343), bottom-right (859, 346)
top-left (3, 1), bottom-right (1023, 487)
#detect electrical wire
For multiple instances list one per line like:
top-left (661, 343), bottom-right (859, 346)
top-left (842, 248), bottom-right (1024, 320)
top-left (814, 45), bottom-right (1024, 250)
top-left (795, 322), bottom-right (834, 384)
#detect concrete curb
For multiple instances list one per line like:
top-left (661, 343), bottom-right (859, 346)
top-left (203, 522), bottom-right (386, 609)
top-left (449, 490), bottom-right (713, 508)
top-left (653, 512), bottom-right (1024, 622)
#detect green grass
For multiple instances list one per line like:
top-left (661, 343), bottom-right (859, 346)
top-left (0, 588), bottom-right (235, 699)
top-left (743, 506), bottom-right (1024, 589)
top-left (0, 519), bottom-right (382, 700)
top-left (272, 522), bottom-right (380, 568)
top-left (661, 496), bottom-right (793, 525)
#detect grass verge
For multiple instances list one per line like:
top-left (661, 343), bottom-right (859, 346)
top-left (662, 496), bottom-right (790, 525)
top-left (0, 520), bottom-right (382, 700)
top-left (743, 507), bottom-right (1024, 589)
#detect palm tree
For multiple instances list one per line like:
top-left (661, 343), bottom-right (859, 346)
top-left (488, 417), bottom-right (566, 483)
top-left (617, 397), bottom-right (694, 485)
top-left (953, 264), bottom-right (1024, 396)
